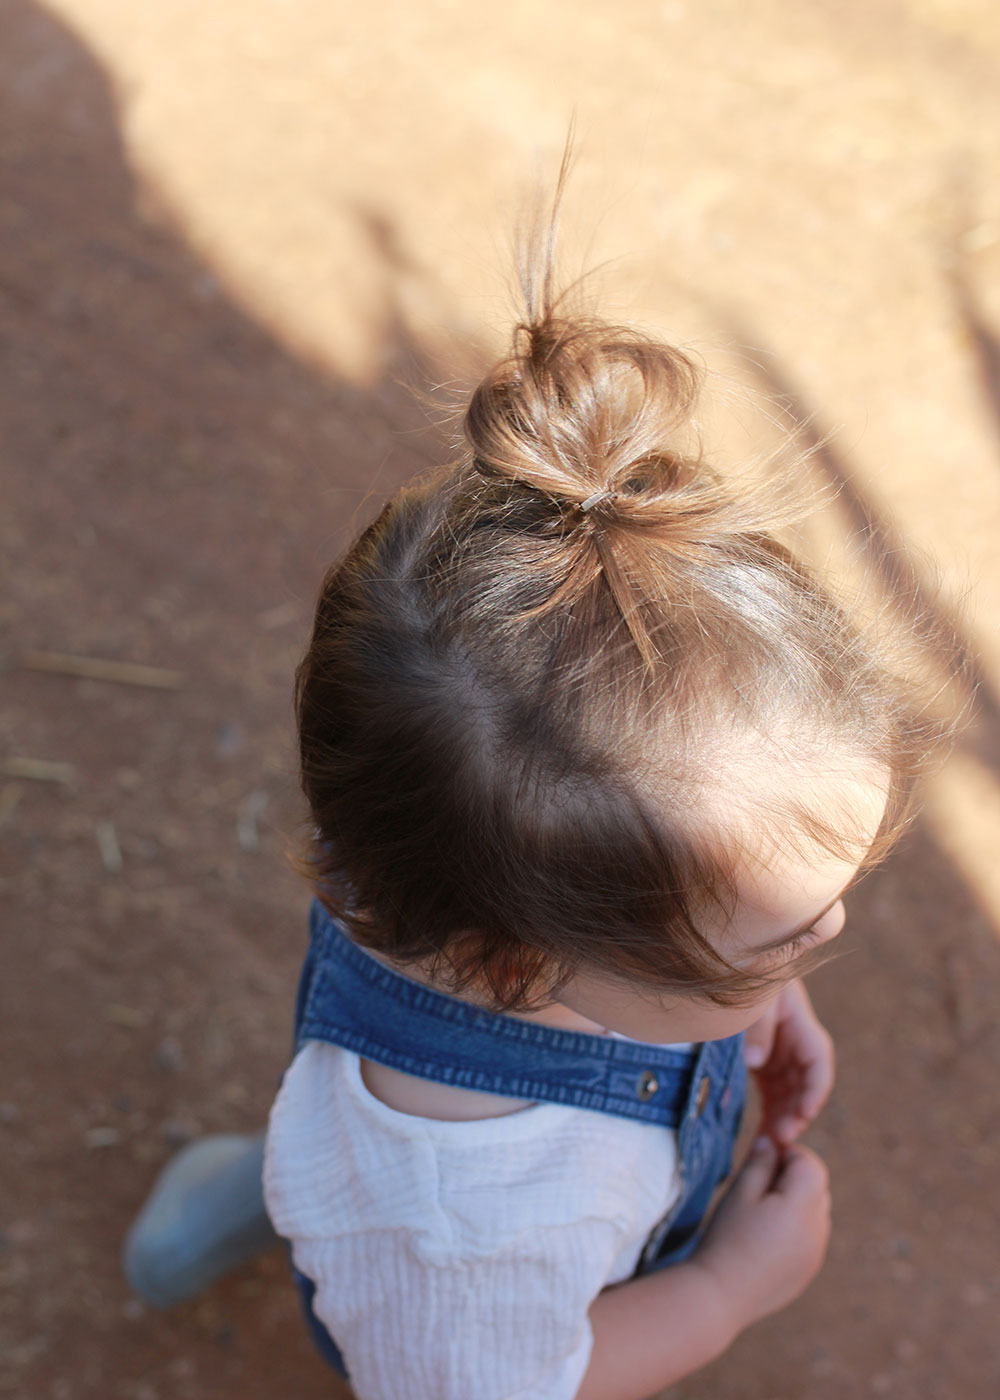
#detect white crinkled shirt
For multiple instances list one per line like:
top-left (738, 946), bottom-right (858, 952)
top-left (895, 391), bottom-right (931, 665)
top-left (264, 1036), bottom-right (685, 1400)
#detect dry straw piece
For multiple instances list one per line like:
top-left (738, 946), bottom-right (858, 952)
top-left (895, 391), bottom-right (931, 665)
top-left (20, 650), bottom-right (184, 690)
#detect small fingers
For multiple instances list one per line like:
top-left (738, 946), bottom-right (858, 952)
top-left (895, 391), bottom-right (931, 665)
top-left (762, 1053), bottom-right (835, 1142)
top-left (799, 1050), bottom-right (836, 1120)
top-left (771, 1113), bottom-right (807, 1147)
top-left (771, 1143), bottom-right (830, 1200)
top-left (731, 1135), bottom-right (781, 1200)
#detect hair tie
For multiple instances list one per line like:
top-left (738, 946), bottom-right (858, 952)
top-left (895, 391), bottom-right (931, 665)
top-left (579, 488), bottom-right (616, 513)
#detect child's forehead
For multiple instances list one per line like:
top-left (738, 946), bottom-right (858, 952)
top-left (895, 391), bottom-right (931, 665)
top-left (734, 843), bottom-right (862, 925)
top-left (716, 767), bottom-right (890, 920)
top-left (695, 734), bottom-right (890, 841)
top-left (689, 742), bottom-right (887, 865)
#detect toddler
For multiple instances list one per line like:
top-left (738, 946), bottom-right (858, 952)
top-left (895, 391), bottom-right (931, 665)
top-left (125, 164), bottom-right (946, 1400)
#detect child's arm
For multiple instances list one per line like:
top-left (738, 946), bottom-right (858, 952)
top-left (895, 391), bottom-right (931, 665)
top-left (576, 1138), bottom-right (830, 1400)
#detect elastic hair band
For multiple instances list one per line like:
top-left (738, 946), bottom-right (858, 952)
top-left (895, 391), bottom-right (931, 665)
top-left (580, 488), bottom-right (616, 512)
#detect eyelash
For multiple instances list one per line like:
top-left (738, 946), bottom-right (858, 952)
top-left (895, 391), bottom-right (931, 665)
top-left (772, 928), bottom-right (819, 963)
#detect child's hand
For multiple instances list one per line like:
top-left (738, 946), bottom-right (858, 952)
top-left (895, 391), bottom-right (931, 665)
top-left (693, 1137), bottom-right (831, 1331)
top-left (743, 978), bottom-right (835, 1146)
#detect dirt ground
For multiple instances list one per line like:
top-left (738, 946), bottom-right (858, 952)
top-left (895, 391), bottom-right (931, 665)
top-left (2, 1), bottom-right (1000, 1397)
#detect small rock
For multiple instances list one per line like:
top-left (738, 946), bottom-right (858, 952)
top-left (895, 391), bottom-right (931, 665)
top-left (0, 1102), bottom-right (20, 1124)
top-left (236, 789), bottom-right (269, 850)
top-left (215, 720), bottom-right (244, 757)
top-left (96, 820), bottom-right (123, 873)
top-left (85, 1126), bottom-right (121, 1149)
top-left (154, 1036), bottom-right (184, 1073)
top-left (106, 1003), bottom-right (147, 1029)
top-left (161, 1118), bottom-right (198, 1147)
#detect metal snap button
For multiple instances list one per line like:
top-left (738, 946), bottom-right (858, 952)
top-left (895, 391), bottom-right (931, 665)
top-left (695, 1074), bottom-right (711, 1116)
top-left (636, 1069), bottom-right (659, 1101)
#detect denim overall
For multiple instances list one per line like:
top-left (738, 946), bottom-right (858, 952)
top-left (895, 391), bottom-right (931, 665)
top-left (287, 898), bottom-right (747, 1379)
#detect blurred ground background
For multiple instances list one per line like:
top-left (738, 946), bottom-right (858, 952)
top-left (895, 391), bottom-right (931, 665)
top-left (2, 1), bottom-right (1000, 1396)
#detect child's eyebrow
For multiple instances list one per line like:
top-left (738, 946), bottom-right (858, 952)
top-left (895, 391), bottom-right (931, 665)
top-left (752, 891), bottom-right (847, 955)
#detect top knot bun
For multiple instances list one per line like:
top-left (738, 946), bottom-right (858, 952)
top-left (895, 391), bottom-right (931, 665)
top-left (457, 139), bottom-right (814, 668)
top-left (465, 308), bottom-right (713, 536)
top-left (459, 132), bottom-right (709, 541)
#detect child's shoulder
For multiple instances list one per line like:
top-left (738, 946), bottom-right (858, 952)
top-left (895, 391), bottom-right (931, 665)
top-left (358, 1056), bottom-right (535, 1121)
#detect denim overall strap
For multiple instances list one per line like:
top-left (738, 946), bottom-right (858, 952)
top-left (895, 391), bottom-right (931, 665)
top-left (297, 898), bottom-right (740, 1129)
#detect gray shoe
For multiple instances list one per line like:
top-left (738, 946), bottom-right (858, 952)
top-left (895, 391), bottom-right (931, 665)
top-left (122, 1132), bottom-right (278, 1307)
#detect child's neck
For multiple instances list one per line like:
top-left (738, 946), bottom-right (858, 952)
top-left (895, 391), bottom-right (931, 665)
top-left (363, 946), bottom-right (611, 1036)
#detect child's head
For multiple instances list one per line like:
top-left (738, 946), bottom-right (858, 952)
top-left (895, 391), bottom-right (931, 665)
top-left (292, 194), bottom-right (951, 1030)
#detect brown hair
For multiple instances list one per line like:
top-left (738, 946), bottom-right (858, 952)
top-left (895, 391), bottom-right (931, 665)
top-left (291, 152), bottom-right (955, 1013)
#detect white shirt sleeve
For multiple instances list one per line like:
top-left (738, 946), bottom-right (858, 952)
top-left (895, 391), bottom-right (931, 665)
top-left (264, 1041), bottom-right (683, 1400)
top-left (292, 1222), bottom-right (606, 1400)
